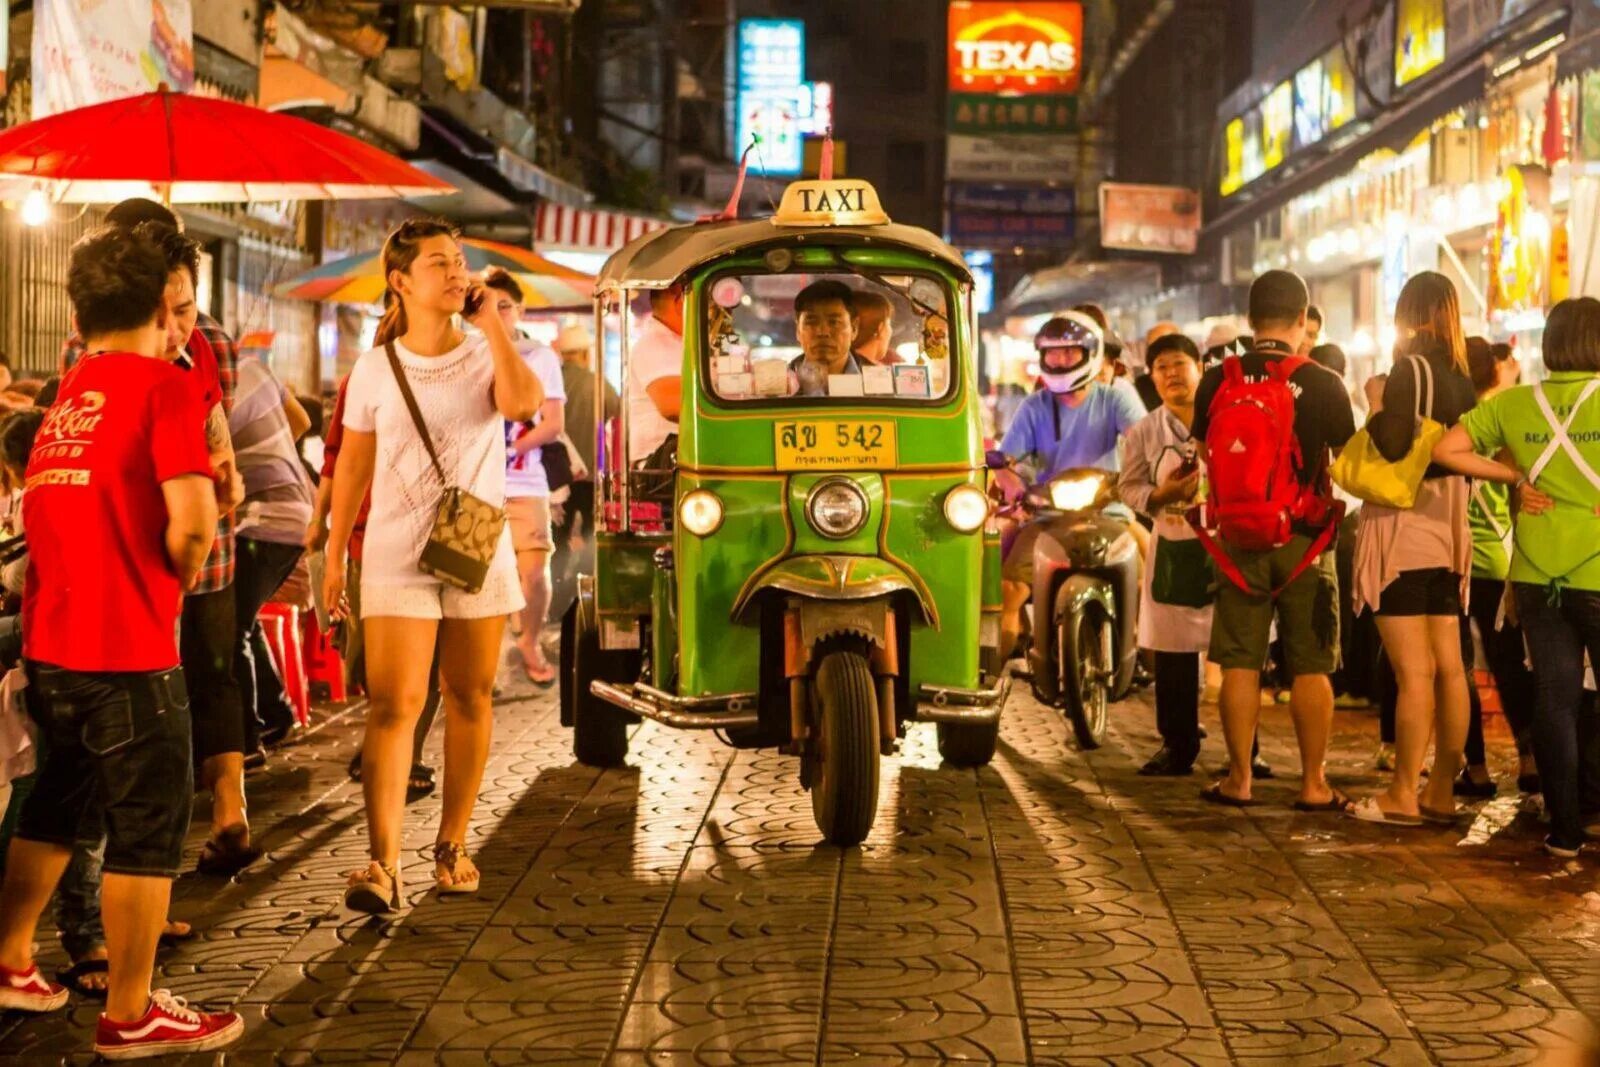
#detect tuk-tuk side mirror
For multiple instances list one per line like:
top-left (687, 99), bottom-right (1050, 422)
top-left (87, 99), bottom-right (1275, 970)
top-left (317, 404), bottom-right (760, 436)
top-left (985, 449), bottom-right (1007, 470)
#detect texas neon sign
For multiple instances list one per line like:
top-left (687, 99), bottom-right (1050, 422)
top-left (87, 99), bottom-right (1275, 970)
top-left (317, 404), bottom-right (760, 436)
top-left (947, 2), bottom-right (1083, 95)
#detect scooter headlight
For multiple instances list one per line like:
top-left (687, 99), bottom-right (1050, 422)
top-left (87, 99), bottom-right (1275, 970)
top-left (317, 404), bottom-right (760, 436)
top-left (679, 489), bottom-right (724, 537)
top-left (943, 484), bottom-right (990, 533)
top-left (806, 478), bottom-right (869, 539)
top-left (1050, 473), bottom-right (1106, 512)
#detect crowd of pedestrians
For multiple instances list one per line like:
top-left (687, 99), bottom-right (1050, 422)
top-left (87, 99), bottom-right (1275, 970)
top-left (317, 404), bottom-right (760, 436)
top-left (1000, 267), bottom-right (1599, 861)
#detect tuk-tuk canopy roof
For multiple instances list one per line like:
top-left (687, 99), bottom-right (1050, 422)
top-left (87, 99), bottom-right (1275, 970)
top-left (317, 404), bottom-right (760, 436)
top-left (594, 216), bottom-right (974, 294)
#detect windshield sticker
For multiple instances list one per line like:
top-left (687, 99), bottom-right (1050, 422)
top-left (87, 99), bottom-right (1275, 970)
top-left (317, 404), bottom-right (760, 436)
top-left (893, 364), bottom-right (931, 397)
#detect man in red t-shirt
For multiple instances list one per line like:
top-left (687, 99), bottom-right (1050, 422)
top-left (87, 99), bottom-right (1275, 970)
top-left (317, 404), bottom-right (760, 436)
top-left (0, 226), bottom-right (243, 1058)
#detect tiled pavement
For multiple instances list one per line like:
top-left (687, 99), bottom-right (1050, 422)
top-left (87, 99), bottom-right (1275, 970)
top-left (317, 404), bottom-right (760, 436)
top-left (1, 662), bottom-right (1597, 1065)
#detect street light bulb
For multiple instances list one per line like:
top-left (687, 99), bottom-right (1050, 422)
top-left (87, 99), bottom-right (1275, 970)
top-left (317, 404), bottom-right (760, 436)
top-left (20, 189), bottom-right (49, 228)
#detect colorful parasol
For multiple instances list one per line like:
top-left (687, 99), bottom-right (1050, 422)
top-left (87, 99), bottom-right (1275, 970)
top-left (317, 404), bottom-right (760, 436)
top-left (274, 237), bottom-right (594, 309)
top-left (0, 87), bottom-right (453, 204)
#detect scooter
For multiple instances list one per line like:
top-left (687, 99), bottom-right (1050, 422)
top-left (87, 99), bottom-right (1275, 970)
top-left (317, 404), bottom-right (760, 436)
top-left (1008, 468), bottom-right (1140, 748)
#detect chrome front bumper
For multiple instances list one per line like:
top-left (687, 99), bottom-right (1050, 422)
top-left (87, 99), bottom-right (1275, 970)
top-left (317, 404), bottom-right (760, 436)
top-left (589, 680), bottom-right (760, 730)
top-left (913, 674), bottom-right (1011, 725)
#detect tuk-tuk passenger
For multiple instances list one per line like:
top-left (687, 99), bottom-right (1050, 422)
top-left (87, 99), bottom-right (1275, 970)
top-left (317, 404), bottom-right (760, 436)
top-left (628, 282), bottom-right (685, 463)
top-left (852, 290), bottom-right (901, 366)
top-left (789, 280), bottom-right (863, 395)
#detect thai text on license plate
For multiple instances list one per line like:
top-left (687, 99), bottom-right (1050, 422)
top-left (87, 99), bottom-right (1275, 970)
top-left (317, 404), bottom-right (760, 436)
top-left (773, 420), bottom-right (897, 470)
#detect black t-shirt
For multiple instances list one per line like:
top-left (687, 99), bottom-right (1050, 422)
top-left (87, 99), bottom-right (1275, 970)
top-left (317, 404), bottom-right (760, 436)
top-left (1191, 342), bottom-right (1357, 492)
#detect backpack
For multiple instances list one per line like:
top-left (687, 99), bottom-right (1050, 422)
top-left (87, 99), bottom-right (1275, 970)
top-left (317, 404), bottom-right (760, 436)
top-left (1188, 353), bottom-right (1341, 595)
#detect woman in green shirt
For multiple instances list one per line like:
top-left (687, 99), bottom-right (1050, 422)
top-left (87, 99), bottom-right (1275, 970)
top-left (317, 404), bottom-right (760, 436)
top-left (1435, 298), bottom-right (1600, 858)
top-left (1458, 339), bottom-right (1536, 797)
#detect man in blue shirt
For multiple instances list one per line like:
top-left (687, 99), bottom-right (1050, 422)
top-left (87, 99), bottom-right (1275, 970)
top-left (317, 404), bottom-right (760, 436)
top-left (998, 312), bottom-right (1146, 657)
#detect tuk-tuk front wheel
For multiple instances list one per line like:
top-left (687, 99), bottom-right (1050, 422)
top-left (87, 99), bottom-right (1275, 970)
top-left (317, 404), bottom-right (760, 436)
top-left (807, 650), bottom-right (880, 846)
top-left (1060, 602), bottom-right (1112, 750)
top-left (936, 720), bottom-right (999, 767)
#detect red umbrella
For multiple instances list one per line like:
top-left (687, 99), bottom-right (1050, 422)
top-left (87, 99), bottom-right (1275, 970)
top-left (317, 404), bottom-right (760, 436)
top-left (0, 87), bottom-right (453, 204)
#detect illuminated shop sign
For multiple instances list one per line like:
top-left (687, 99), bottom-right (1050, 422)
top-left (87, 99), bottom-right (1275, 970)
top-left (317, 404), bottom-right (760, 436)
top-left (1222, 45), bottom-right (1358, 197)
top-left (1395, 0), bottom-right (1446, 88)
top-left (947, 2), bottom-right (1081, 134)
top-left (736, 19), bottom-right (806, 175)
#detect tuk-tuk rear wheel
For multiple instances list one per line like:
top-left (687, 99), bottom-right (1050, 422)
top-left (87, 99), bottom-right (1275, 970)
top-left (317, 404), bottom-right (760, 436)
top-left (564, 604), bottom-right (633, 768)
top-left (936, 721), bottom-right (999, 766)
top-left (808, 650), bottom-right (880, 846)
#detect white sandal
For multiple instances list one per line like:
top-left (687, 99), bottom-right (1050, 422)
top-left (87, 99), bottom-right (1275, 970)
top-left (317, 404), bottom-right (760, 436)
top-left (1348, 795), bottom-right (1423, 827)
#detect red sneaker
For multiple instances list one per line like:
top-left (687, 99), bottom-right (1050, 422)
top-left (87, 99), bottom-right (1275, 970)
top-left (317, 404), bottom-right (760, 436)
top-left (93, 989), bottom-right (243, 1060)
top-left (0, 961), bottom-right (68, 1012)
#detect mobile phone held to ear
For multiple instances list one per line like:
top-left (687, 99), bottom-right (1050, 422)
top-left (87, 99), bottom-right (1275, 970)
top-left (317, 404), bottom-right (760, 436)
top-left (462, 286), bottom-right (484, 319)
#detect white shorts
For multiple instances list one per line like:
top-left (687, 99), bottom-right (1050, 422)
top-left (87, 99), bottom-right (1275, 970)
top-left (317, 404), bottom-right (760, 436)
top-left (360, 557), bottom-right (524, 621)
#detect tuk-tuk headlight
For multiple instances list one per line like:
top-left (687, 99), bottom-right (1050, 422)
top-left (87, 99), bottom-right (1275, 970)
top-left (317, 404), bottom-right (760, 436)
top-left (943, 484), bottom-right (989, 533)
top-left (679, 490), bottom-right (724, 537)
top-left (806, 478), bottom-right (869, 539)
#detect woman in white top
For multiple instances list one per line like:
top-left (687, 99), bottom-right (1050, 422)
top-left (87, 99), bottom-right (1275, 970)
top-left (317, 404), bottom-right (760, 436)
top-left (1118, 334), bottom-right (1212, 776)
top-left (325, 219), bottom-right (543, 913)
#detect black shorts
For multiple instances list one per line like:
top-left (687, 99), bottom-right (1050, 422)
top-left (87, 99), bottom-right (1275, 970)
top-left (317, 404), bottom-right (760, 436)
top-left (16, 663), bottom-right (194, 878)
top-left (1374, 567), bottom-right (1462, 618)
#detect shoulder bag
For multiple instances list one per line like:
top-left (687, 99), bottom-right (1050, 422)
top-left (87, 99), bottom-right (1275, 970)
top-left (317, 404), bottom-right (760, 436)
top-left (1329, 354), bottom-right (1443, 508)
top-left (385, 343), bottom-right (507, 594)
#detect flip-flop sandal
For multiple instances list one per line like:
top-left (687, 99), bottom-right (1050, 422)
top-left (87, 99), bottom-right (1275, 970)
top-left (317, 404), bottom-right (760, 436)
top-left (405, 763), bottom-right (437, 802)
top-left (1294, 788), bottom-right (1356, 813)
top-left (348, 751), bottom-right (364, 782)
top-left (158, 921), bottom-right (195, 946)
top-left (523, 662), bottom-right (557, 689)
top-left (1419, 805), bottom-right (1460, 826)
top-left (1200, 783), bottom-right (1260, 808)
top-left (196, 825), bottom-right (262, 876)
top-left (1348, 796), bottom-right (1424, 827)
top-left (55, 959), bottom-right (109, 1001)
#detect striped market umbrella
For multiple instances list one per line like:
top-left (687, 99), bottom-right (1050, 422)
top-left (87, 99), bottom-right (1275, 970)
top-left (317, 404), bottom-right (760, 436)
top-left (274, 237), bottom-right (593, 308)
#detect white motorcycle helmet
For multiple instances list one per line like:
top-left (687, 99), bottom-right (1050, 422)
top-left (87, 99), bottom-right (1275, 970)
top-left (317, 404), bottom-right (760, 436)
top-left (1035, 311), bottom-right (1104, 394)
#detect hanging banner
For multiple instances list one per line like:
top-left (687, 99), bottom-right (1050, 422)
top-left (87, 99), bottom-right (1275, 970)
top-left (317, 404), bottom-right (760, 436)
top-left (1099, 183), bottom-right (1202, 255)
top-left (947, 183), bottom-right (1075, 249)
top-left (946, 133), bottom-right (1076, 182)
top-left (32, 0), bottom-right (194, 120)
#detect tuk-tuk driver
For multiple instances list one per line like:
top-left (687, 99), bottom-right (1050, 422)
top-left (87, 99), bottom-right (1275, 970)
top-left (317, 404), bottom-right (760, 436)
top-left (995, 311), bottom-right (1147, 659)
top-left (789, 280), bottom-right (863, 395)
top-left (628, 281), bottom-right (685, 463)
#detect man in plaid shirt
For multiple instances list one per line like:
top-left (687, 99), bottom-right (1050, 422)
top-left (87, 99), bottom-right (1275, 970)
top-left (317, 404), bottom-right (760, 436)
top-left (59, 199), bottom-right (258, 875)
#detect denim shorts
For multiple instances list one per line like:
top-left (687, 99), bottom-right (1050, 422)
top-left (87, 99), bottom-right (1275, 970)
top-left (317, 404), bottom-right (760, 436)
top-left (16, 662), bottom-right (194, 878)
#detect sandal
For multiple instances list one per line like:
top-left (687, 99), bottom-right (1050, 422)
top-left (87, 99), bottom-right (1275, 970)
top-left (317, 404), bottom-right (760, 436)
top-left (1348, 796), bottom-right (1423, 827)
top-left (432, 841), bottom-right (480, 895)
top-left (406, 763), bottom-right (437, 803)
top-left (344, 861), bottom-right (401, 915)
top-left (1293, 787), bottom-right (1356, 813)
top-left (55, 958), bottom-right (109, 1001)
top-left (195, 824), bottom-right (261, 876)
top-left (1200, 782), bottom-right (1260, 808)
top-left (1419, 805), bottom-right (1461, 826)
top-left (347, 752), bottom-right (364, 782)
top-left (158, 920), bottom-right (195, 947)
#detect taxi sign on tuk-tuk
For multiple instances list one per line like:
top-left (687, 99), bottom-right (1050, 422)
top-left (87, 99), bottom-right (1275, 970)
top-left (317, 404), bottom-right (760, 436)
top-left (772, 179), bottom-right (890, 228)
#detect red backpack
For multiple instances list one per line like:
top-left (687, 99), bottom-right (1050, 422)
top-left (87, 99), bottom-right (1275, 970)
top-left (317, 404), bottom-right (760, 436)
top-left (1189, 354), bottom-right (1340, 595)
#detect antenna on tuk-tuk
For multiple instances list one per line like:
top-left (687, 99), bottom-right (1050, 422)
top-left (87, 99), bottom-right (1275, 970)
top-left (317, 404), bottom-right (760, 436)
top-left (701, 140), bottom-right (756, 222)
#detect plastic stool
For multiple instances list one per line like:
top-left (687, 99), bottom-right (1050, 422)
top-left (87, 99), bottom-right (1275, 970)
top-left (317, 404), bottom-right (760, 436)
top-left (301, 612), bottom-right (348, 702)
top-left (258, 603), bottom-right (309, 726)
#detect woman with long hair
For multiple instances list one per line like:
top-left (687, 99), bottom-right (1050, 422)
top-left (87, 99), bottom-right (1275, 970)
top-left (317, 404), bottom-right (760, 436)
top-left (323, 219), bottom-right (542, 912)
top-left (1436, 298), bottom-right (1600, 857)
top-left (1349, 272), bottom-right (1478, 826)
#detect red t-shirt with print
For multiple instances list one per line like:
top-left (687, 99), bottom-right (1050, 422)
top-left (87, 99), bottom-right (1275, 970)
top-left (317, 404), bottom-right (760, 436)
top-left (23, 352), bottom-right (212, 671)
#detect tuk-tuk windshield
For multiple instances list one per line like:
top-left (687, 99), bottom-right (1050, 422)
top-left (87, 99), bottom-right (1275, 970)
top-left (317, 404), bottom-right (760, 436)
top-left (703, 269), bottom-right (954, 402)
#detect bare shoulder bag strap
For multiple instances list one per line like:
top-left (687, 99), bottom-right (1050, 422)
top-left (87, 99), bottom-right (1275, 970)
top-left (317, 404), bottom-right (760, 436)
top-left (1407, 353), bottom-right (1434, 424)
top-left (384, 342), bottom-right (450, 487)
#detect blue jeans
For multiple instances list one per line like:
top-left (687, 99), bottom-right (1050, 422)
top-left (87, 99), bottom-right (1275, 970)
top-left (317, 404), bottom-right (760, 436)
top-left (1512, 584), bottom-right (1600, 849)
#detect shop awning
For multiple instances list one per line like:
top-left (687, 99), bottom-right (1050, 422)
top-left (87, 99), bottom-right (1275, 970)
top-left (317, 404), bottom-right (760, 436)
top-left (535, 202), bottom-right (670, 254)
top-left (1003, 260), bottom-right (1163, 317)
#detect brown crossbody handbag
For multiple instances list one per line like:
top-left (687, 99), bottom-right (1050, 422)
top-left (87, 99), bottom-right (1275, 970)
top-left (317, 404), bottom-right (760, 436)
top-left (385, 342), bottom-right (507, 594)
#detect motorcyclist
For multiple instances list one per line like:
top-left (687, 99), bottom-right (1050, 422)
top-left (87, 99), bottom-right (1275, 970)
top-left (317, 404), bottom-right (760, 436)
top-left (995, 312), bottom-right (1146, 659)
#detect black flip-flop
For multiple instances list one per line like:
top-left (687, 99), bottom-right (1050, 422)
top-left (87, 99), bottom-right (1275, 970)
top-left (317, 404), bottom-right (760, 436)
top-left (406, 763), bottom-right (437, 802)
top-left (195, 826), bottom-right (262, 876)
top-left (1294, 788), bottom-right (1355, 813)
top-left (348, 752), bottom-right (363, 782)
top-left (55, 959), bottom-right (108, 1001)
top-left (1200, 783), bottom-right (1260, 807)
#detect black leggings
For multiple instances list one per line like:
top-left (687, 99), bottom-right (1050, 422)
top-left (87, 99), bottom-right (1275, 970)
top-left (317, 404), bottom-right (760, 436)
top-left (1153, 651), bottom-right (1201, 757)
top-left (1464, 576), bottom-right (1535, 764)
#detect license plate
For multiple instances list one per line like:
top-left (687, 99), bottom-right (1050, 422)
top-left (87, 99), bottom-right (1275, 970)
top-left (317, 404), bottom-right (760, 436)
top-left (773, 420), bottom-right (897, 470)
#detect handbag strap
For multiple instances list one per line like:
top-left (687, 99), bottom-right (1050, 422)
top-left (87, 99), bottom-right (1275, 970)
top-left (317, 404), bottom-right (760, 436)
top-left (384, 342), bottom-right (449, 487)
top-left (1407, 354), bottom-right (1434, 423)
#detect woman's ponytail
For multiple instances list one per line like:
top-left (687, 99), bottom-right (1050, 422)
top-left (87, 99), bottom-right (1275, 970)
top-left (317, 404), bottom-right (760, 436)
top-left (374, 292), bottom-right (407, 347)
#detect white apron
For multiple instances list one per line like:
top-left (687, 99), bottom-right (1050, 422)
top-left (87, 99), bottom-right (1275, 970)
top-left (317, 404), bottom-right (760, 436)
top-left (1122, 408), bottom-right (1213, 654)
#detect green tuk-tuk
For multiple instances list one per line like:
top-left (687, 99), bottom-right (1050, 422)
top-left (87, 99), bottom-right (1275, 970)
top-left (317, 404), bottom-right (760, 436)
top-left (559, 177), bottom-right (1009, 845)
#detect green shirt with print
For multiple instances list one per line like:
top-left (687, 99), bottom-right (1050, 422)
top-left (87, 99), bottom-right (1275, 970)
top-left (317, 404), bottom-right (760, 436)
top-left (1460, 371), bottom-right (1600, 594)
top-left (1466, 479), bottom-right (1512, 581)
